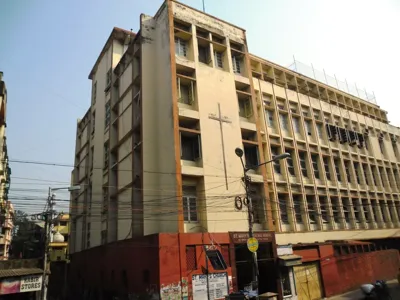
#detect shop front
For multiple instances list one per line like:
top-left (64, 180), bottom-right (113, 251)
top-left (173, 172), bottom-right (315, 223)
top-left (229, 231), bottom-right (279, 298)
top-left (277, 245), bottom-right (302, 300)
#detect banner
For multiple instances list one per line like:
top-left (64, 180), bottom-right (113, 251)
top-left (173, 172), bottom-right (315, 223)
top-left (0, 275), bottom-right (42, 295)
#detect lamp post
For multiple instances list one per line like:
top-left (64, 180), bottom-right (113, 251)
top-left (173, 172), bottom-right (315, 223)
top-left (235, 148), bottom-right (290, 292)
top-left (41, 185), bottom-right (80, 300)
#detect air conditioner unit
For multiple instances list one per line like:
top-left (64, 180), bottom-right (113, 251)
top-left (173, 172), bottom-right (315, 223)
top-left (363, 128), bottom-right (370, 136)
top-left (391, 136), bottom-right (397, 143)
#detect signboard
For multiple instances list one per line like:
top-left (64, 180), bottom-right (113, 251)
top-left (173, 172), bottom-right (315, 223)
top-left (192, 272), bottom-right (228, 300)
top-left (20, 275), bottom-right (43, 292)
top-left (230, 231), bottom-right (274, 244)
top-left (277, 244), bottom-right (293, 256)
top-left (247, 237), bottom-right (259, 253)
top-left (0, 275), bottom-right (42, 295)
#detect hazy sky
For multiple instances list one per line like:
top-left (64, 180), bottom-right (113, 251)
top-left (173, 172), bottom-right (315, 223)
top-left (0, 0), bottom-right (399, 214)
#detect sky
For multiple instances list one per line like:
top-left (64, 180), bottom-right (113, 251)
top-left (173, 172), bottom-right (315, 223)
top-left (0, 0), bottom-right (399, 215)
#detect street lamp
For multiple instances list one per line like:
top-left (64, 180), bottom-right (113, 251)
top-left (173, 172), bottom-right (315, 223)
top-left (41, 185), bottom-right (80, 300)
top-left (235, 147), bottom-right (290, 293)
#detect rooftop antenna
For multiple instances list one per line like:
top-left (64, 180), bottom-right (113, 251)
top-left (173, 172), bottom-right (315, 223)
top-left (202, 0), bottom-right (205, 12)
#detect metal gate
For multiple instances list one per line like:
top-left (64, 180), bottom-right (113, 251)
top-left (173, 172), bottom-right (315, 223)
top-left (293, 263), bottom-right (323, 300)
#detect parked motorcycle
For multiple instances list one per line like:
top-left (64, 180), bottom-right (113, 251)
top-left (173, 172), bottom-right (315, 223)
top-left (360, 280), bottom-right (392, 300)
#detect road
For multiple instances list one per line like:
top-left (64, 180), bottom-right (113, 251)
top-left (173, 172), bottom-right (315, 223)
top-left (328, 280), bottom-right (400, 300)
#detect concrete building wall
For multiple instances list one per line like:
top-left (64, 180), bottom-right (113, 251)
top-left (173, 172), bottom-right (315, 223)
top-left (141, 4), bottom-right (180, 236)
top-left (0, 73), bottom-right (11, 260)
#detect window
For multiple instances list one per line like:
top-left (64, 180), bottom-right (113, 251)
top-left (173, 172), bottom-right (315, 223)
top-left (386, 168), bottom-right (393, 188)
top-left (280, 267), bottom-right (292, 297)
top-left (353, 199), bottom-right (362, 223)
top-left (371, 200), bottom-right (378, 223)
top-left (343, 198), bottom-right (351, 223)
top-left (198, 45), bottom-right (210, 64)
top-left (379, 138), bottom-right (385, 154)
top-left (102, 187), bottom-right (108, 214)
top-left (180, 132), bottom-right (201, 161)
top-left (265, 110), bottom-right (274, 127)
top-left (271, 147), bottom-right (281, 174)
top-left (90, 147), bottom-right (94, 170)
top-left (394, 169), bottom-right (400, 189)
top-left (305, 120), bottom-right (312, 136)
top-left (286, 151), bottom-right (295, 176)
top-left (306, 195), bottom-right (317, 223)
top-left (299, 152), bottom-right (308, 177)
top-left (316, 124), bottom-right (324, 139)
top-left (279, 114), bottom-right (288, 131)
top-left (91, 111), bottom-right (96, 134)
top-left (103, 142), bottom-right (109, 169)
top-left (323, 157), bottom-right (331, 181)
top-left (388, 201), bottom-right (397, 222)
top-left (177, 77), bottom-right (195, 105)
top-left (106, 68), bottom-right (112, 89)
top-left (319, 197), bottom-right (329, 223)
top-left (232, 55), bottom-right (241, 74)
top-left (363, 164), bottom-right (369, 185)
top-left (371, 167), bottom-right (378, 186)
top-left (244, 144), bottom-right (259, 168)
top-left (252, 195), bottom-right (261, 224)
top-left (92, 81), bottom-right (97, 104)
top-left (392, 141), bottom-right (398, 158)
top-left (311, 154), bottom-right (319, 179)
top-left (279, 197), bottom-right (289, 224)
top-left (344, 161), bottom-right (351, 183)
top-left (379, 167), bottom-right (385, 187)
top-left (238, 97), bottom-right (253, 118)
top-left (292, 117), bottom-right (301, 134)
top-left (331, 197), bottom-right (340, 223)
top-left (380, 202), bottom-right (389, 222)
top-left (354, 162), bottom-right (361, 184)
top-left (362, 200), bottom-right (371, 223)
top-left (183, 186), bottom-right (198, 222)
top-left (293, 195), bottom-right (303, 223)
top-left (175, 37), bottom-right (187, 57)
top-left (214, 51), bottom-right (223, 68)
top-left (104, 101), bottom-right (111, 129)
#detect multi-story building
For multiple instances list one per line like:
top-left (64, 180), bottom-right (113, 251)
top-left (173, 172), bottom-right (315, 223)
top-left (69, 1), bottom-right (400, 298)
top-left (0, 72), bottom-right (11, 260)
top-left (49, 213), bottom-right (69, 262)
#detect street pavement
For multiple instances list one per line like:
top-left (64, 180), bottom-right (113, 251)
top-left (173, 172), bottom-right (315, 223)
top-left (327, 280), bottom-right (400, 300)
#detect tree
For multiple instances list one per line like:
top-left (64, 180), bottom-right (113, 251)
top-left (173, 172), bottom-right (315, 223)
top-left (9, 210), bottom-right (44, 259)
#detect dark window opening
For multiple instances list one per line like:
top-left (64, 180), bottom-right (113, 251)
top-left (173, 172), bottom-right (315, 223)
top-left (244, 144), bottom-right (259, 168)
top-left (180, 132), bottom-right (201, 161)
top-left (198, 45), bottom-right (211, 64)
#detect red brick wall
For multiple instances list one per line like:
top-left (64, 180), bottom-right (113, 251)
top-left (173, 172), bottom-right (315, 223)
top-left (68, 233), bottom-right (233, 299)
top-left (68, 234), bottom-right (160, 298)
top-left (321, 249), bottom-right (399, 297)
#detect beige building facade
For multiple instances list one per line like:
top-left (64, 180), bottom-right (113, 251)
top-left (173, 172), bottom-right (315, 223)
top-left (70, 0), bottom-right (400, 253)
top-left (0, 72), bottom-right (12, 260)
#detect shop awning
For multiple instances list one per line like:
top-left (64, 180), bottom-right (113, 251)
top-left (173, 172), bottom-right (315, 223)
top-left (0, 268), bottom-right (44, 279)
top-left (278, 254), bottom-right (302, 267)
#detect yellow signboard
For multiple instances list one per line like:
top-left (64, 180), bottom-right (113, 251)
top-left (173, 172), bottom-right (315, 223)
top-left (247, 237), bottom-right (259, 253)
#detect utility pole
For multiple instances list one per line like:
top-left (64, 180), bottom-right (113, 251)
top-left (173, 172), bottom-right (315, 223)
top-left (41, 188), bottom-right (54, 300)
top-left (41, 185), bottom-right (80, 300)
top-left (235, 148), bottom-right (290, 293)
top-left (242, 174), bottom-right (259, 291)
